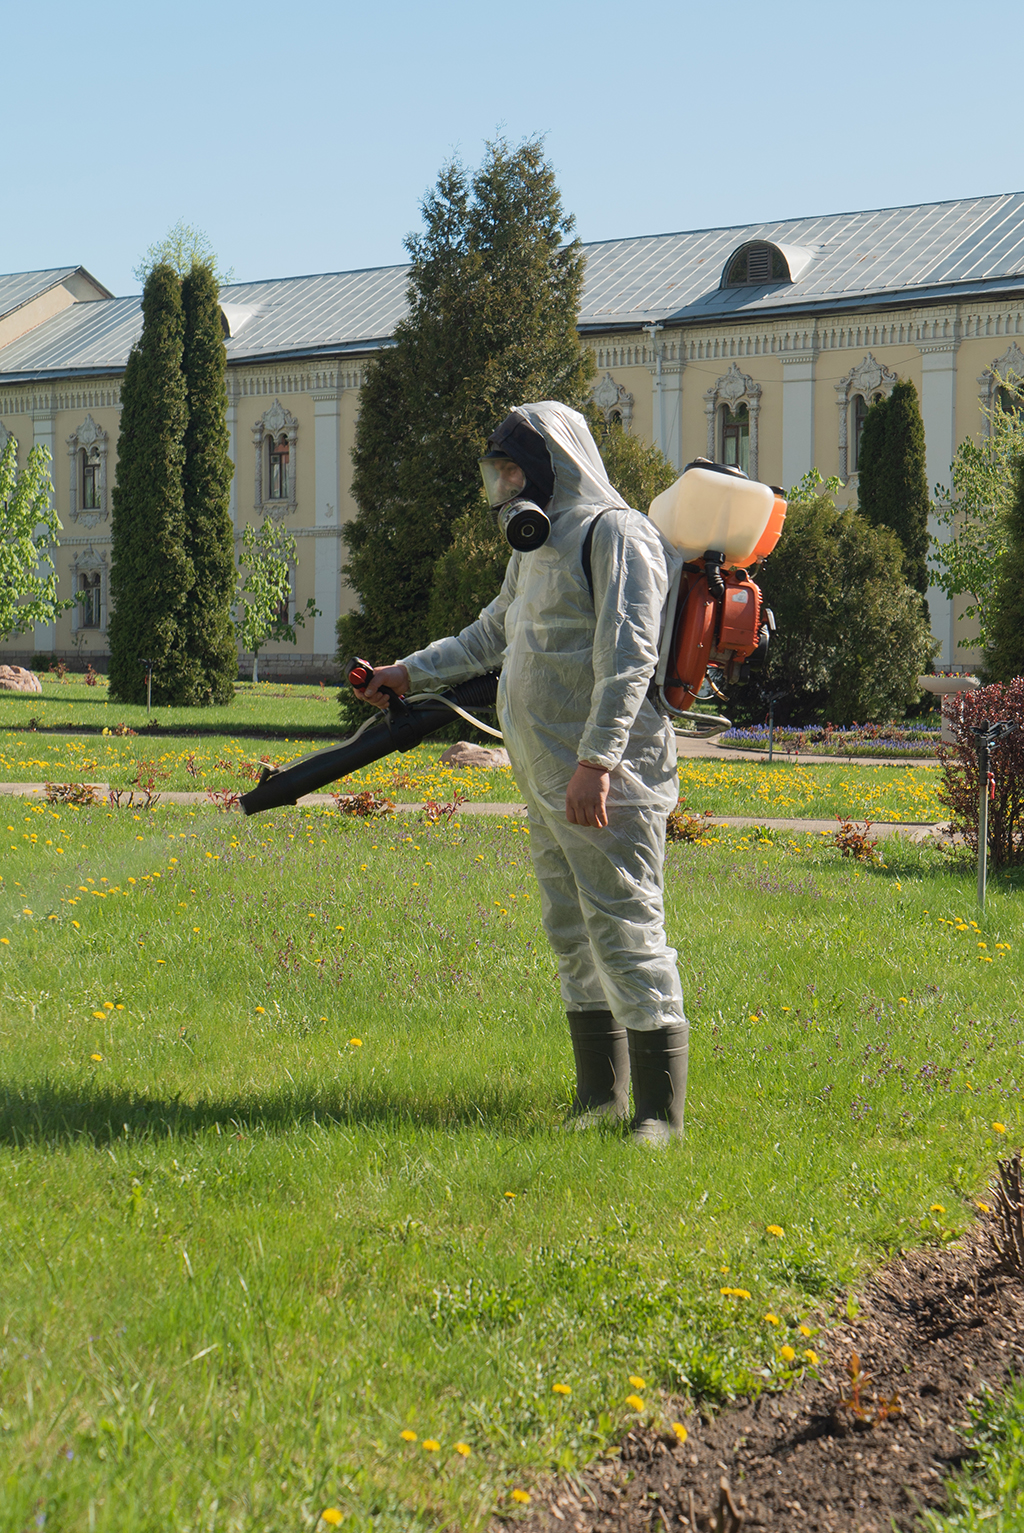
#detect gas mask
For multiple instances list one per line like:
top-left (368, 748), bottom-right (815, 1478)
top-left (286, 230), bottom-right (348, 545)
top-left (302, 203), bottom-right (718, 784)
top-left (479, 412), bottom-right (555, 552)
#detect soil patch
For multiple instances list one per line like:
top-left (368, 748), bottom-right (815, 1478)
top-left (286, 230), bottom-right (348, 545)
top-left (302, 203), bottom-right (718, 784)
top-left (499, 1229), bottom-right (1024, 1532)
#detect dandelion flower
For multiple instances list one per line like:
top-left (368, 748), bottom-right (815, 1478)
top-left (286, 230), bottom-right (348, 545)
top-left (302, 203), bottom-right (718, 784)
top-left (90, 1053), bottom-right (103, 1062)
top-left (779, 1346), bottom-right (796, 1363)
top-left (625, 1394), bottom-right (645, 1412)
top-left (422, 1439), bottom-right (440, 1452)
top-left (798, 1324), bottom-right (813, 1337)
top-left (764, 1313), bottom-right (780, 1325)
top-left (929, 1204), bottom-right (946, 1215)
top-left (454, 1442), bottom-right (471, 1457)
top-left (349, 1038), bottom-right (362, 1047)
top-left (552, 1383), bottom-right (571, 1396)
top-left (511, 1490), bottom-right (531, 1504)
top-left (400, 1429), bottom-right (417, 1442)
top-left (721, 1287), bottom-right (752, 1300)
top-left (255, 1005), bottom-right (266, 1013)
top-left (804, 1349), bottom-right (819, 1365)
top-left (672, 1422), bottom-right (688, 1443)
top-left (993, 1123), bottom-right (1007, 1134)
top-left (91, 1010), bottom-right (105, 1018)
top-left (504, 1191), bottom-right (516, 1200)
top-left (0, 938), bottom-right (8, 945)
top-left (321, 1511), bottom-right (343, 1527)
top-left (765, 1224), bottom-right (784, 1238)
top-left (629, 1375), bottom-right (646, 1390)
top-left (103, 1001), bottom-right (115, 1010)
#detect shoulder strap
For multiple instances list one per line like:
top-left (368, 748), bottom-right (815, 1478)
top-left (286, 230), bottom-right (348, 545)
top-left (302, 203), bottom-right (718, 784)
top-left (581, 510), bottom-right (611, 601)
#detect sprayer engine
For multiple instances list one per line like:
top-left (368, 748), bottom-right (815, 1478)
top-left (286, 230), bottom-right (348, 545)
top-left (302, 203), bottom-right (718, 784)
top-left (660, 564), bottom-right (773, 715)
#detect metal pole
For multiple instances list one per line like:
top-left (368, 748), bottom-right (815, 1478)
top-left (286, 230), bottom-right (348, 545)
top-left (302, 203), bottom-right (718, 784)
top-left (977, 738), bottom-right (989, 910)
top-left (146, 666), bottom-right (152, 716)
top-left (768, 700), bottom-right (776, 763)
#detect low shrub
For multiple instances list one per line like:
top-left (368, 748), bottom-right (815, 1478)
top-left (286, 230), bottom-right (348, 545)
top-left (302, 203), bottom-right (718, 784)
top-left (937, 678), bottom-right (1024, 867)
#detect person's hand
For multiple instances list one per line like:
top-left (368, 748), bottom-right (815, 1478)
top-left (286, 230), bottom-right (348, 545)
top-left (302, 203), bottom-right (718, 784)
top-left (566, 762), bottom-right (610, 829)
top-left (354, 663), bottom-right (410, 710)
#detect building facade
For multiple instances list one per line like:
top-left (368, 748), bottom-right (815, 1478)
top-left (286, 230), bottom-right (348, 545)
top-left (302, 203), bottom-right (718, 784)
top-left (4, 193), bottom-right (1024, 678)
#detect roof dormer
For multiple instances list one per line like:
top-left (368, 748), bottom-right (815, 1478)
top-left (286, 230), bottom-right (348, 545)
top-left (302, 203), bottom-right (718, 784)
top-left (721, 240), bottom-right (815, 288)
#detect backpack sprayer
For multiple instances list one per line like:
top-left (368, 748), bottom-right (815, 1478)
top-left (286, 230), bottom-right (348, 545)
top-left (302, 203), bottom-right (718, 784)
top-left (649, 460), bottom-right (786, 736)
top-left (238, 460), bottom-right (785, 815)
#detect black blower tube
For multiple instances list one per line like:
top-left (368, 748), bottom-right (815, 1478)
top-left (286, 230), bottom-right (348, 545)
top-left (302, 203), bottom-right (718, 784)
top-left (239, 674), bottom-right (500, 817)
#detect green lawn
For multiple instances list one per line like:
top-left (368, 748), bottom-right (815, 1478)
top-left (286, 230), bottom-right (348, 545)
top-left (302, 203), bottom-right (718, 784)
top-left (1, 799), bottom-right (1019, 1531)
top-left (0, 677), bottom-right (344, 738)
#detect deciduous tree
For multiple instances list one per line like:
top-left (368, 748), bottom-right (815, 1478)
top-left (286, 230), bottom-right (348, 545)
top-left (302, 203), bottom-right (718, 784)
top-left (0, 437), bottom-right (71, 639)
top-left (236, 520), bottom-right (318, 684)
top-left (984, 452), bottom-right (1024, 683)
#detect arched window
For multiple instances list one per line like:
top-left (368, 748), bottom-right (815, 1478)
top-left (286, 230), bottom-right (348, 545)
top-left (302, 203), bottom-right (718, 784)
top-left (268, 434), bottom-right (289, 500)
top-left (81, 447), bottom-right (102, 510)
top-left (721, 403), bottom-right (750, 473)
top-left (65, 415), bottom-right (108, 526)
top-left (724, 243), bottom-right (788, 286)
top-left (851, 392), bottom-right (884, 471)
top-left (996, 383), bottom-right (1024, 420)
top-left (78, 570), bottom-right (102, 627)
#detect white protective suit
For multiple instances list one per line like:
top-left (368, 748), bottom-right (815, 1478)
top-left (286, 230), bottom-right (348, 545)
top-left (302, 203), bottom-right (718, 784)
top-left (400, 402), bottom-right (686, 1034)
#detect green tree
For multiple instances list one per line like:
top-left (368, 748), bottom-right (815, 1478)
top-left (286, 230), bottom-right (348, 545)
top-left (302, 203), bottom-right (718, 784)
top-left (236, 520), bottom-right (318, 684)
top-left (338, 136), bottom-right (592, 672)
top-left (0, 437), bottom-right (72, 639)
top-left (856, 379), bottom-right (931, 598)
top-left (134, 219), bottom-right (233, 285)
top-left (984, 452), bottom-right (1024, 683)
top-left (179, 263), bottom-right (237, 704)
top-left (737, 471), bottom-right (935, 725)
top-left (108, 264), bottom-right (197, 705)
top-left (931, 381), bottom-right (1024, 652)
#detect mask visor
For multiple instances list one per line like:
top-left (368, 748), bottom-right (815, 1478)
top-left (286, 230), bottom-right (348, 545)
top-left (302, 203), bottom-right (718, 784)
top-left (480, 456), bottom-right (526, 509)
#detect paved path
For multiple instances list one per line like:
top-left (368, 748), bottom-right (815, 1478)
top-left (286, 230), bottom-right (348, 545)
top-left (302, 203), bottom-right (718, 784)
top-left (1, 780), bottom-right (944, 839)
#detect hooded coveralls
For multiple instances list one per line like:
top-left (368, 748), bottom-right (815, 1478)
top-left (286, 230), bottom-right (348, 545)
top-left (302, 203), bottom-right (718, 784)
top-left (400, 402), bottom-right (686, 1036)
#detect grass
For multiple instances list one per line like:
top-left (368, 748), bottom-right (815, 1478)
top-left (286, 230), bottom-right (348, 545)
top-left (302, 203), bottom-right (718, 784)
top-left (677, 758), bottom-right (944, 823)
top-left (922, 1374), bottom-right (1024, 1530)
top-left (0, 677), bottom-right (344, 738)
top-left (1, 798), bottom-right (1021, 1531)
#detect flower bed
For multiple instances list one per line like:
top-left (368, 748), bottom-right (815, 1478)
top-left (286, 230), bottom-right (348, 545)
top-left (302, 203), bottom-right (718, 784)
top-left (719, 721), bottom-right (940, 758)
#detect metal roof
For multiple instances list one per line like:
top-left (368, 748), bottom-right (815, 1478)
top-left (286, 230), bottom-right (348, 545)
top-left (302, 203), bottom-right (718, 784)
top-left (4, 192), bottom-right (1024, 382)
top-left (0, 267), bottom-right (82, 321)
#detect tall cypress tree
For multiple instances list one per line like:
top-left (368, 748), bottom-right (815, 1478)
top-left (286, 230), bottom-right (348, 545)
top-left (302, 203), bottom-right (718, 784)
top-left (180, 263), bottom-right (237, 704)
top-left (985, 453), bottom-right (1024, 683)
top-left (108, 264), bottom-right (196, 704)
top-left (857, 379), bottom-right (931, 597)
top-left (338, 136), bottom-right (593, 668)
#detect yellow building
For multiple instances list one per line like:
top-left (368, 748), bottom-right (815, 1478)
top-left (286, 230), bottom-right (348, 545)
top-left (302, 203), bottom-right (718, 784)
top-left (3, 192), bottom-right (1024, 677)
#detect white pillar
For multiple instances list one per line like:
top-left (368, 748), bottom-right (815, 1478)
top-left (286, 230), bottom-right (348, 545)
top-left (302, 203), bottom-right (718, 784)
top-left (781, 350), bottom-right (816, 490)
top-left (313, 386), bottom-right (342, 655)
top-left (919, 333), bottom-right (959, 667)
top-left (32, 403), bottom-right (57, 652)
top-left (657, 363), bottom-right (685, 471)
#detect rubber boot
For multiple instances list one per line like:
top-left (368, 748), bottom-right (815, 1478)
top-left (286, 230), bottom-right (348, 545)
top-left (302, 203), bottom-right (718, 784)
top-left (565, 1009), bottom-right (630, 1126)
top-left (627, 1024), bottom-right (688, 1147)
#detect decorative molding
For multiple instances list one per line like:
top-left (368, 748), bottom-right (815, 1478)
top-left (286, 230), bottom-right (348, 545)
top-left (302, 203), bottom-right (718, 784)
top-left (0, 419), bottom-right (13, 453)
top-left (703, 363), bottom-right (761, 478)
top-left (66, 414), bottom-right (109, 528)
top-left (834, 353), bottom-right (899, 481)
top-left (590, 371), bottom-right (635, 429)
top-left (978, 341), bottom-right (1024, 433)
top-left (252, 398), bottom-right (298, 518)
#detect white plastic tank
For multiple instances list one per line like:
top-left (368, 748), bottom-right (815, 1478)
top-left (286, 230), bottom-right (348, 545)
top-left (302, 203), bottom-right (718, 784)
top-left (649, 461), bottom-right (774, 565)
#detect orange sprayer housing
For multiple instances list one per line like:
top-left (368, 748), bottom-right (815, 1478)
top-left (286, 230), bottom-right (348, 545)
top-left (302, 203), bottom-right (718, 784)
top-left (662, 570), bottom-right (768, 714)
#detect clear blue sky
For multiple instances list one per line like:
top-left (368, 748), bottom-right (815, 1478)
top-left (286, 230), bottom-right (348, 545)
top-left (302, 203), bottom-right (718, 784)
top-left (4, 0), bottom-right (1019, 297)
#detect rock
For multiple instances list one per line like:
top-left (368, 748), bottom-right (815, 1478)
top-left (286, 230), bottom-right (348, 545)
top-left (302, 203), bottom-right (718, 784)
top-left (0, 665), bottom-right (42, 694)
top-left (439, 742), bottom-right (511, 769)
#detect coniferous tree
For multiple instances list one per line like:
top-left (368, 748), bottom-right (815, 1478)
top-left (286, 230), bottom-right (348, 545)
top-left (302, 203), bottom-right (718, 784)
top-left (338, 137), bottom-right (593, 670)
top-left (984, 453), bottom-right (1024, 683)
top-left (180, 263), bottom-right (237, 704)
top-left (108, 264), bottom-right (196, 704)
top-left (857, 379), bottom-right (931, 597)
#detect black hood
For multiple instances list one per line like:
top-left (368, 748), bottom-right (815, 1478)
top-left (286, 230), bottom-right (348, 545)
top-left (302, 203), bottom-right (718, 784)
top-left (487, 411), bottom-right (556, 509)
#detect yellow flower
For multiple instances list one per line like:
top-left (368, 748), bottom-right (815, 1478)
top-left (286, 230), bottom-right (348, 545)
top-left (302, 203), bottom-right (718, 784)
top-left (255, 1005), bottom-right (266, 1013)
top-left (90, 1053), bottom-right (103, 1062)
top-left (91, 1010), bottom-right (106, 1019)
top-left (103, 1001), bottom-right (115, 1010)
top-left (422, 1439), bottom-right (440, 1452)
top-left (993, 1122), bottom-right (1007, 1134)
top-left (672, 1422), bottom-right (688, 1443)
top-left (804, 1349), bottom-right (819, 1365)
top-left (765, 1224), bottom-right (784, 1238)
top-left (628, 1375), bottom-right (646, 1390)
top-left (454, 1442), bottom-right (471, 1457)
top-left (929, 1204), bottom-right (946, 1215)
top-left (504, 1191), bottom-right (516, 1200)
top-left (349, 1038), bottom-right (362, 1047)
top-left (321, 1511), bottom-right (343, 1527)
top-left (0, 938), bottom-right (8, 945)
top-left (511, 1490), bottom-right (531, 1504)
top-left (720, 1287), bottom-right (752, 1300)
top-left (798, 1324), bottom-right (813, 1337)
top-left (400, 1430), bottom-right (417, 1443)
top-left (779, 1346), bottom-right (796, 1363)
top-left (976, 1201), bottom-right (992, 1213)
top-left (764, 1313), bottom-right (780, 1325)
top-left (72, 922), bottom-right (79, 929)
top-left (625, 1394), bottom-right (646, 1411)
top-left (552, 1383), bottom-right (571, 1395)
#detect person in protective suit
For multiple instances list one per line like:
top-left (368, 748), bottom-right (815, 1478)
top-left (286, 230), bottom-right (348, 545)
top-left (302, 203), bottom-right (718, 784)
top-left (357, 402), bottom-right (688, 1146)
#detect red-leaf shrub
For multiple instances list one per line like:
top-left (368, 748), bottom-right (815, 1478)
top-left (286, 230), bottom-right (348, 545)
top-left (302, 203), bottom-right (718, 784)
top-left (937, 679), bottom-right (1024, 867)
